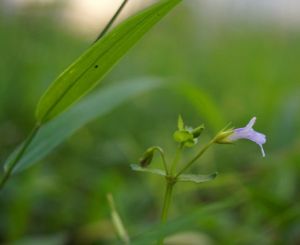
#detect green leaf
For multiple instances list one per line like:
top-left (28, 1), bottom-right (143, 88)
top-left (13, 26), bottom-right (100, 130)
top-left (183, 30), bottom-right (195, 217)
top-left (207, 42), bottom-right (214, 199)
top-left (177, 114), bottom-right (184, 130)
top-left (4, 78), bottom-right (161, 173)
top-left (130, 164), bottom-right (166, 177)
top-left (130, 165), bottom-right (218, 183)
top-left (36, 0), bottom-right (181, 124)
top-left (178, 172), bottom-right (218, 184)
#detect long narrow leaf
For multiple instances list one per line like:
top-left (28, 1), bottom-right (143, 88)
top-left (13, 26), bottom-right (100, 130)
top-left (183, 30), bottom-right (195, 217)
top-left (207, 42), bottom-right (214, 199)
top-left (178, 172), bottom-right (218, 183)
top-left (36, 0), bottom-right (181, 123)
top-left (4, 78), bottom-right (161, 173)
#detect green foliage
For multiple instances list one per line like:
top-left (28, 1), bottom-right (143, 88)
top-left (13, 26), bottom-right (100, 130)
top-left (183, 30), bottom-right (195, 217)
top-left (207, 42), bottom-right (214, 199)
top-left (131, 164), bottom-right (217, 184)
top-left (35, 0), bottom-right (181, 124)
top-left (131, 164), bottom-right (166, 177)
top-left (0, 0), bottom-right (181, 187)
top-left (1, 1), bottom-right (300, 244)
top-left (178, 172), bottom-right (218, 184)
top-left (177, 114), bottom-right (184, 130)
top-left (5, 78), bottom-right (161, 173)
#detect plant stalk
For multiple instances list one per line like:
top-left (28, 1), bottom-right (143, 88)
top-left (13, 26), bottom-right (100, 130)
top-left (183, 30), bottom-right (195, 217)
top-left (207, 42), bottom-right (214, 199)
top-left (158, 178), bottom-right (175, 244)
top-left (153, 146), bottom-right (169, 175)
top-left (175, 139), bottom-right (215, 178)
top-left (94, 0), bottom-right (129, 43)
top-left (170, 143), bottom-right (183, 175)
top-left (0, 125), bottom-right (40, 190)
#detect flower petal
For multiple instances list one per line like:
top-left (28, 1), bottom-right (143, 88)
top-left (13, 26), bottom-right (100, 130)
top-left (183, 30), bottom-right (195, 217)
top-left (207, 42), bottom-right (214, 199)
top-left (228, 117), bottom-right (266, 157)
top-left (246, 117), bottom-right (256, 129)
top-left (259, 144), bottom-right (266, 157)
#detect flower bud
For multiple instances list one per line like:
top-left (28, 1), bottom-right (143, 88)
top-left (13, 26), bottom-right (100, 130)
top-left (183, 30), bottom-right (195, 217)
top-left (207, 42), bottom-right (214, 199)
top-left (192, 125), bottom-right (204, 138)
top-left (139, 147), bottom-right (155, 167)
top-left (214, 130), bottom-right (234, 144)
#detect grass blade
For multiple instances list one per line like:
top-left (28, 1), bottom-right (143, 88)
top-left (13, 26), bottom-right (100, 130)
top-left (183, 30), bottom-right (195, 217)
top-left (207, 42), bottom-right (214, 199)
top-left (36, 0), bottom-right (181, 124)
top-left (4, 78), bottom-right (161, 173)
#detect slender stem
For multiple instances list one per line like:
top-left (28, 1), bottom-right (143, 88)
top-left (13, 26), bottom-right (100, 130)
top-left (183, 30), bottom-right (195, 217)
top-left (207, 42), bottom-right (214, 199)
top-left (158, 179), bottom-right (175, 245)
top-left (170, 144), bottom-right (183, 175)
top-left (175, 139), bottom-right (215, 178)
top-left (156, 144), bottom-right (183, 245)
top-left (160, 181), bottom-right (174, 223)
top-left (107, 193), bottom-right (130, 244)
top-left (0, 125), bottom-right (40, 190)
top-left (153, 146), bottom-right (169, 175)
top-left (94, 0), bottom-right (129, 43)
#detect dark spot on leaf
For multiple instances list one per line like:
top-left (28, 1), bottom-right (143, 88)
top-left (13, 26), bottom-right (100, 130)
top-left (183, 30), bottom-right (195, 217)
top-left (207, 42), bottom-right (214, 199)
top-left (94, 65), bottom-right (99, 68)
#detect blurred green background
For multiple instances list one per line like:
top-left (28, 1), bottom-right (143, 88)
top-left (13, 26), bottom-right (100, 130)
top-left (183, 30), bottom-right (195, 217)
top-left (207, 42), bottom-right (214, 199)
top-left (0, 1), bottom-right (300, 244)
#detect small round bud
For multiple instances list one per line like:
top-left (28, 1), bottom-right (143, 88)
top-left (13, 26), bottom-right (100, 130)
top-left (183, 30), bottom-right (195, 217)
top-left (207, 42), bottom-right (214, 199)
top-left (192, 125), bottom-right (204, 138)
top-left (139, 147), bottom-right (155, 167)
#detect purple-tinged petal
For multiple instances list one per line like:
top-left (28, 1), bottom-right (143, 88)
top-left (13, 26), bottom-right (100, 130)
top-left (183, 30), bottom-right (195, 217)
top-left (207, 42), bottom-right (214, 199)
top-left (246, 117), bottom-right (256, 129)
top-left (228, 117), bottom-right (266, 157)
top-left (259, 144), bottom-right (265, 157)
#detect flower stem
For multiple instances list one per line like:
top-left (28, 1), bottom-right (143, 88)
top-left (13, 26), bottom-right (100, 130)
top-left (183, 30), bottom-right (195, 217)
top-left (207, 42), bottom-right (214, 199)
top-left (153, 146), bottom-right (169, 175)
top-left (156, 144), bottom-right (183, 244)
top-left (175, 139), bottom-right (215, 178)
top-left (161, 180), bottom-right (174, 223)
top-left (0, 125), bottom-right (40, 190)
top-left (158, 178), bottom-right (175, 245)
top-left (170, 144), bottom-right (183, 175)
